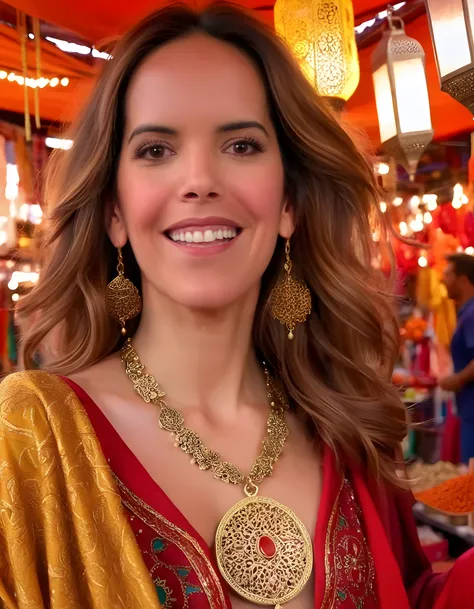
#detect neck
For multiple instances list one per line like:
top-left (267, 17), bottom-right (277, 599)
top-left (131, 285), bottom-right (266, 421)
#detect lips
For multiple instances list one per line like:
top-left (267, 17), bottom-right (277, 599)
top-left (164, 217), bottom-right (242, 246)
top-left (165, 216), bottom-right (241, 232)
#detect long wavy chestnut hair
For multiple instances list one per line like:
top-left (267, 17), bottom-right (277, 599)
top-left (19, 2), bottom-right (406, 485)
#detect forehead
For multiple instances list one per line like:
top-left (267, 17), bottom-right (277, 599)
top-left (123, 33), bottom-right (270, 130)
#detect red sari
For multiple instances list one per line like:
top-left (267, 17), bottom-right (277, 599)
top-left (63, 378), bottom-right (474, 609)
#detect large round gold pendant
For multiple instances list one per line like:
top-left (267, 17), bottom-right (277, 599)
top-left (215, 496), bottom-right (313, 607)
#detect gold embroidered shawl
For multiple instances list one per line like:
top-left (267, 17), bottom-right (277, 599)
top-left (0, 371), bottom-right (161, 609)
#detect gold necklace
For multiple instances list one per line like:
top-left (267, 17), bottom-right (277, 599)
top-left (121, 338), bottom-right (313, 608)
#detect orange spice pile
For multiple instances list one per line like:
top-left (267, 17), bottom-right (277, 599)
top-left (415, 474), bottom-right (474, 515)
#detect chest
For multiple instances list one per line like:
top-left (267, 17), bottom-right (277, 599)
top-left (99, 392), bottom-right (321, 608)
top-left (112, 399), bottom-right (321, 545)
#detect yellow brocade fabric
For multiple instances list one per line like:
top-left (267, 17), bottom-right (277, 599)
top-left (0, 371), bottom-right (161, 609)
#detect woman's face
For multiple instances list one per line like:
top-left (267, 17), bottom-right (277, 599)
top-left (110, 33), bottom-right (292, 311)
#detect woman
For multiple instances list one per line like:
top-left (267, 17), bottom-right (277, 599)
top-left (0, 4), bottom-right (472, 608)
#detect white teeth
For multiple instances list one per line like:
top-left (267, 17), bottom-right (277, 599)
top-left (169, 227), bottom-right (239, 243)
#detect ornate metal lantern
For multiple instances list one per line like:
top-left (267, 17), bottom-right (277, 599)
top-left (274, 0), bottom-right (360, 110)
top-left (372, 7), bottom-right (434, 180)
top-left (425, 0), bottom-right (474, 113)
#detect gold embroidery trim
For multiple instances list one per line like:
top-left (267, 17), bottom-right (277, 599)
top-left (321, 478), bottom-right (377, 608)
top-left (321, 477), bottom-right (344, 609)
top-left (114, 475), bottom-right (228, 609)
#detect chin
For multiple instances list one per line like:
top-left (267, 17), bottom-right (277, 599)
top-left (176, 294), bottom-right (246, 312)
top-left (166, 283), bottom-right (258, 312)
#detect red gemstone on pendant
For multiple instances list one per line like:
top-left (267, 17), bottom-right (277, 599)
top-left (258, 535), bottom-right (276, 559)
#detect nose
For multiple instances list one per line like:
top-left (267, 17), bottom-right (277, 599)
top-left (178, 148), bottom-right (222, 203)
top-left (181, 189), bottom-right (219, 201)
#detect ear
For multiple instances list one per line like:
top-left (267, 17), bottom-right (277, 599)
top-left (278, 199), bottom-right (295, 239)
top-left (105, 199), bottom-right (128, 248)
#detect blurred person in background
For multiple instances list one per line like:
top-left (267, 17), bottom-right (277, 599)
top-left (441, 253), bottom-right (474, 463)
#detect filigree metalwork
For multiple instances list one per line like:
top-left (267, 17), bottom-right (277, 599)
top-left (121, 339), bottom-right (289, 488)
top-left (215, 496), bottom-right (313, 605)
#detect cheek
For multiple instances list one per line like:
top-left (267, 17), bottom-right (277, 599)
top-left (117, 164), bottom-right (171, 233)
top-left (232, 165), bottom-right (285, 224)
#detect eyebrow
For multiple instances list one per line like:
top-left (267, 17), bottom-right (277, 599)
top-left (127, 120), bottom-right (269, 143)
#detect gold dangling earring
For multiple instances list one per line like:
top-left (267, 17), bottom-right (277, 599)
top-left (270, 239), bottom-right (312, 340)
top-left (105, 247), bottom-right (142, 336)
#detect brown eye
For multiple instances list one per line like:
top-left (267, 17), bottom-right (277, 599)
top-left (144, 145), bottom-right (170, 159)
top-left (147, 145), bottom-right (165, 158)
top-left (233, 142), bottom-right (251, 155)
top-left (224, 137), bottom-right (265, 157)
top-left (135, 143), bottom-right (174, 160)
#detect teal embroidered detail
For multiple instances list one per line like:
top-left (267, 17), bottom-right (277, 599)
top-left (185, 585), bottom-right (202, 596)
top-left (155, 577), bottom-right (176, 608)
top-left (152, 538), bottom-right (167, 552)
top-left (148, 537), bottom-right (203, 606)
top-left (156, 585), bottom-right (167, 604)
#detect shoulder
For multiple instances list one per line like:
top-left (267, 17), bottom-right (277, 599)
top-left (0, 369), bottom-right (71, 403)
top-left (0, 370), bottom-right (84, 440)
top-left (67, 352), bottom-right (130, 405)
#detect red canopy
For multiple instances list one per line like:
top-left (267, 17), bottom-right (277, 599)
top-left (0, 22), bottom-right (93, 124)
top-left (3, 0), bottom-right (392, 43)
top-left (0, 0), bottom-right (472, 144)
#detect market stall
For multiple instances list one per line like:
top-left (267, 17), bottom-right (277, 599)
top-left (0, 120), bottom-right (45, 371)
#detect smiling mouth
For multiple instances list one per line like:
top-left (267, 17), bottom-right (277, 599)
top-left (165, 226), bottom-right (242, 246)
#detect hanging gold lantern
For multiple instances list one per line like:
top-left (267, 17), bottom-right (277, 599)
top-left (371, 6), bottom-right (433, 181)
top-left (425, 0), bottom-right (474, 114)
top-left (274, 0), bottom-right (360, 110)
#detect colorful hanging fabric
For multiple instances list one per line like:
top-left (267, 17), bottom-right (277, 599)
top-left (15, 130), bottom-right (34, 201)
top-left (0, 135), bottom-right (10, 224)
top-left (0, 135), bottom-right (7, 202)
top-left (0, 309), bottom-right (9, 369)
top-left (416, 267), bottom-right (456, 350)
top-left (434, 297), bottom-right (457, 351)
top-left (32, 134), bottom-right (47, 204)
top-left (16, 10), bottom-right (31, 142)
top-left (7, 312), bottom-right (17, 365)
top-left (32, 17), bottom-right (42, 131)
top-left (5, 139), bottom-right (16, 165)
